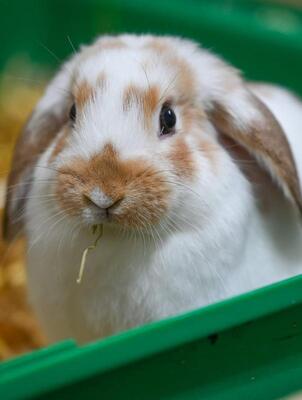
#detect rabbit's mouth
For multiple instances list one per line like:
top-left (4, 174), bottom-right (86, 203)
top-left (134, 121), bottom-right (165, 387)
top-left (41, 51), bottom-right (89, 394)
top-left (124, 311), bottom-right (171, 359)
top-left (80, 190), bottom-right (123, 225)
top-left (57, 186), bottom-right (170, 229)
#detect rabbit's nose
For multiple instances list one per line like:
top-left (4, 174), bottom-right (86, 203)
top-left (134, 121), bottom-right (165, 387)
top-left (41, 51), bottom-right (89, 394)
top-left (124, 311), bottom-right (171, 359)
top-left (83, 188), bottom-right (117, 210)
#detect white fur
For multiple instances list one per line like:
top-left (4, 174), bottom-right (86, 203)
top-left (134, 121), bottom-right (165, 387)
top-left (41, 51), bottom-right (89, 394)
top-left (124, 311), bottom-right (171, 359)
top-left (21, 35), bottom-right (302, 343)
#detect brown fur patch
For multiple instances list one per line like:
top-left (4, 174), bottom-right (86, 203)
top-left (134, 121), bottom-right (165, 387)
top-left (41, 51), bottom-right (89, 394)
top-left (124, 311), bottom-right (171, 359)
top-left (210, 95), bottom-right (302, 213)
top-left (123, 85), bottom-right (141, 112)
top-left (56, 143), bottom-right (170, 227)
top-left (144, 38), bottom-right (196, 104)
top-left (159, 56), bottom-right (198, 128)
top-left (75, 81), bottom-right (95, 108)
top-left (123, 84), bottom-right (160, 127)
top-left (168, 137), bottom-right (196, 179)
top-left (143, 86), bottom-right (159, 118)
top-left (148, 49), bottom-right (203, 133)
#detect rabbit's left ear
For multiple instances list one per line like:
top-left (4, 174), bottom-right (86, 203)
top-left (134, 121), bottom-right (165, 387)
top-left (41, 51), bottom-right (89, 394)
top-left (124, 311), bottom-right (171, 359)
top-left (3, 55), bottom-right (77, 242)
top-left (207, 84), bottom-right (302, 214)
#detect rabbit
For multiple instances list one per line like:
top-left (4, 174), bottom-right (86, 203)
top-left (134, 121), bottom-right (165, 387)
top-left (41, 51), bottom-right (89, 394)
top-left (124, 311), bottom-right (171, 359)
top-left (3, 34), bottom-right (302, 343)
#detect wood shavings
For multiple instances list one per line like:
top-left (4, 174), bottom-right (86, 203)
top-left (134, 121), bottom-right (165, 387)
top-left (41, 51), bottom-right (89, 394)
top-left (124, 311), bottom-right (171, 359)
top-left (76, 224), bottom-right (103, 284)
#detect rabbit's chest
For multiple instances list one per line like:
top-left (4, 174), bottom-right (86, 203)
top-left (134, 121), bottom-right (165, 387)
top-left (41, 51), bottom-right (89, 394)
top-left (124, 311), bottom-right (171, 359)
top-left (26, 225), bottom-right (246, 342)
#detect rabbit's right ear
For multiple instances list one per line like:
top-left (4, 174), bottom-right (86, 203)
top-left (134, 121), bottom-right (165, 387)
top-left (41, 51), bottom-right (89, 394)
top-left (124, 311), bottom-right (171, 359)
top-left (3, 56), bottom-right (77, 242)
top-left (192, 48), bottom-right (302, 213)
top-left (207, 86), bottom-right (302, 215)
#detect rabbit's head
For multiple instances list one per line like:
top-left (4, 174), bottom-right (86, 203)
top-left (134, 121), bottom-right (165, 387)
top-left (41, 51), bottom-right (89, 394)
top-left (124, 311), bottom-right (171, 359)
top-left (4, 35), bottom-right (301, 241)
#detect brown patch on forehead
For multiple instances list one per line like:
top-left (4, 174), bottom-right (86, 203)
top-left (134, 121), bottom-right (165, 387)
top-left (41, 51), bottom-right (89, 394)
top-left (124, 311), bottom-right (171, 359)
top-left (123, 84), bottom-right (160, 125)
top-left (144, 55), bottom-right (198, 129)
top-left (166, 56), bottom-right (202, 130)
top-left (168, 137), bottom-right (196, 179)
top-left (72, 73), bottom-right (107, 108)
top-left (123, 85), bottom-right (141, 112)
top-left (75, 80), bottom-right (95, 108)
top-left (143, 86), bottom-right (159, 118)
top-left (144, 38), bottom-right (196, 102)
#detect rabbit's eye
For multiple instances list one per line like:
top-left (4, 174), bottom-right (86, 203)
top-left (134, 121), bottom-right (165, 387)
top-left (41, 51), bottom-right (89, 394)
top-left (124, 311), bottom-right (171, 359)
top-left (69, 103), bottom-right (76, 122)
top-left (159, 106), bottom-right (176, 136)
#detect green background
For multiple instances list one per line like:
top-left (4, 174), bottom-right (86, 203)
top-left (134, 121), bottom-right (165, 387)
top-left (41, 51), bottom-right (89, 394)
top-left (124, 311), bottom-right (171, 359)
top-left (1, 0), bottom-right (302, 94)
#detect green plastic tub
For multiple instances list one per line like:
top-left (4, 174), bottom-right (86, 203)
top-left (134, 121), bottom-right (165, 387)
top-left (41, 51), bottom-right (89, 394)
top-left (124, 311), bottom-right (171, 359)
top-left (1, 1), bottom-right (302, 399)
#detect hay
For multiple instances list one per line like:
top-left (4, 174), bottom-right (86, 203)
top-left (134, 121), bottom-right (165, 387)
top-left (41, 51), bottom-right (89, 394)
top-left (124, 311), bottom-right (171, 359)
top-left (77, 224), bottom-right (103, 284)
